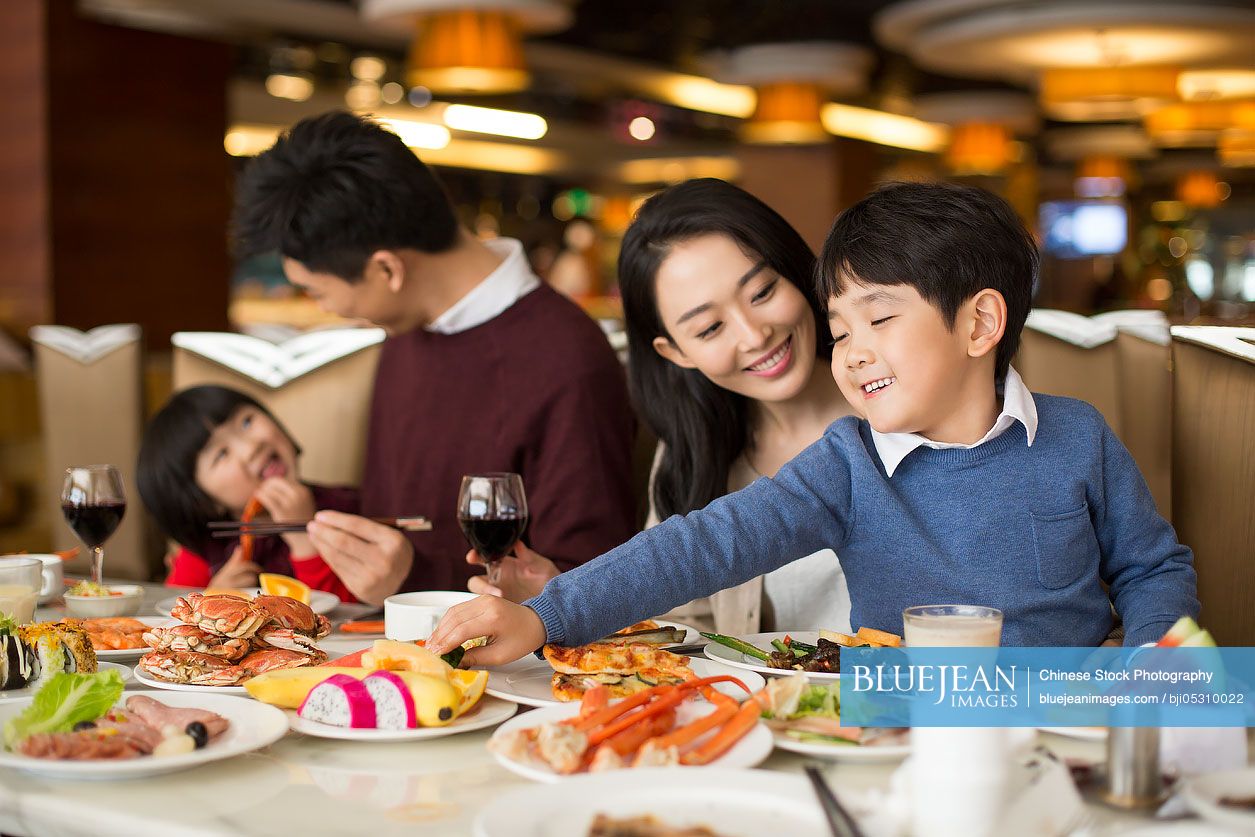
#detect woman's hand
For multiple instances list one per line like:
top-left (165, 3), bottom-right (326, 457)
top-left (207, 545), bottom-right (261, 589)
top-left (466, 541), bottom-right (560, 601)
top-left (426, 595), bottom-right (548, 667)
top-left (306, 511), bottom-right (414, 606)
top-left (254, 478), bottom-right (316, 557)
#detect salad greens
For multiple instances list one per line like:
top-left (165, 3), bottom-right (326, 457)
top-left (0, 613), bottom-right (16, 635)
top-left (3, 670), bottom-right (125, 749)
top-left (792, 683), bottom-right (840, 719)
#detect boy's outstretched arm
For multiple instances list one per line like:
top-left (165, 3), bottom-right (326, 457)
top-left (427, 431), bottom-right (856, 663)
top-left (1095, 423), bottom-right (1199, 646)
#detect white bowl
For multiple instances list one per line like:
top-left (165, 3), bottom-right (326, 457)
top-left (63, 584), bottom-right (144, 618)
top-left (384, 590), bottom-right (477, 641)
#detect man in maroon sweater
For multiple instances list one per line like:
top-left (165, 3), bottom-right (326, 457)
top-left (233, 111), bottom-right (636, 604)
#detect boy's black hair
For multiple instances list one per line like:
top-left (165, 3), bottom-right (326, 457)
top-left (137, 386), bottom-right (299, 556)
top-left (817, 181), bottom-right (1038, 379)
top-left (232, 110), bottom-right (460, 281)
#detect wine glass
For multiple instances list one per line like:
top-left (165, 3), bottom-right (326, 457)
top-left (61, 465), bottom-right (127, 586)
top-left (457, 473), bottom-right (528, 588)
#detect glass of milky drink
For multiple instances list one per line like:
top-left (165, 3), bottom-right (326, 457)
top-left (903, 604), bottom-right (1010, 837)
top-left (903, 604), bottom-right (1003, 647)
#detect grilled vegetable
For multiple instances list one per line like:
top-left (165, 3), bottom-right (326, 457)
top-left (699, 632), bottom-right (770, 661)
top-left (598, 626), bottom-right (687, 646)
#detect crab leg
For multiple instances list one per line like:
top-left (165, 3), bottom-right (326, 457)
top-left (679, 696), bottom-right (762, 765)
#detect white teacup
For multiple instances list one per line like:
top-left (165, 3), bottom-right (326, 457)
top-left (384, 591), bottom-right (477, 642)
top-left (0, 554), bottom-right (63, 604)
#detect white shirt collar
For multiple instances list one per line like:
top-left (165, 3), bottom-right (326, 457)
top-left (869, 365), bottom-right (1038, 477)
top-left (424, 237), bottom-right (541, 335)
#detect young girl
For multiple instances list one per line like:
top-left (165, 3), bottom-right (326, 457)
top-left (137, 385), bottom-right (357, 601)
top-left (469, 179), bottom-right (855, 634)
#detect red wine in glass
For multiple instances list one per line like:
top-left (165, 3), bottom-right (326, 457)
top-left (61, 465), bottom-right (126, 586)
top-left (457, 474), bottom-right (528, 587)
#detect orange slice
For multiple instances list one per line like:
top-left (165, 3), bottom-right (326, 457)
top-left (257, 573), bottom-right (311, 605)
top-left (447, 669), bottom-right (488, 718)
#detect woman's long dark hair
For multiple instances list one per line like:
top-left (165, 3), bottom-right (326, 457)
top-left (137, 386), bottom-right (299, 557)
top-left (619, 178), bottom-right (829, 520)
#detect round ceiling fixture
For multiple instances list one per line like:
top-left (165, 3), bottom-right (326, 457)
top-left (913, 91), bottom-right (1038, 174)
top-left (707, 42), bottom-right (873, 145)
top-left (361, 0), bottom-right (572, 95)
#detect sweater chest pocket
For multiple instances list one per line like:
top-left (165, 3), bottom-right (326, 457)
top-left (1029, 503), bottom-right (1099, 590)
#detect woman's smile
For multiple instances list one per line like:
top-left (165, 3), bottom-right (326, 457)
top-left (745, 335), bottom-right (795, 378)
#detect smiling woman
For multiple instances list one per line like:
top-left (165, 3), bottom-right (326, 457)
top-left (475, 179), bottom-right (855, 635)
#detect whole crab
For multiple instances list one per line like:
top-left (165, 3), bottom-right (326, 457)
top-left (252, 595), bottom-right (331, 639)
top-left (139, 650), bottom-right (252, 686)
top-left (170, 594), bottom-right (269, 639)
top-left (142, 624), bottom-right (250, 660)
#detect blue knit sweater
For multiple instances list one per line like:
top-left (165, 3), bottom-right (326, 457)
top-left (527, 395), bottom-right (1198, 648)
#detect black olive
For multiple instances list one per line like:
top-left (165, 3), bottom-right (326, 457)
top-left (438, 707), bottom-right (453, 721)
top-left (72, 721), bottom-right (96, 732)
top-left (185, 721), bottom-right (208, 748)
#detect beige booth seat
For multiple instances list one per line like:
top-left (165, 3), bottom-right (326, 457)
top-left (1015, 310), bottom-right (1172, 519)
top-left (1170, 326), bottom-right (1255, 646)
top-left (170, 328), bottom-right (385, 487)
top-left (29, 324), bottom-right (155, 580)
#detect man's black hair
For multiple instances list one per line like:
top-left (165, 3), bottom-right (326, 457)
top-left (817, 181), bottom-right (1039, 379)
top-left (232, 110), bottom-right (460, 281)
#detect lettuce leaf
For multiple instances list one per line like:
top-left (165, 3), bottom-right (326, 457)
top-left (3, 670), bottom-right (125, 749)
top-left (792, 684), bottom-right (840, 719)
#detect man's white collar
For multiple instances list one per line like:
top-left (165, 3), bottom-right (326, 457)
top-left (869, 366), bottom-right (1038, 477)
top-left (425, 237), bottom-right (541, 334)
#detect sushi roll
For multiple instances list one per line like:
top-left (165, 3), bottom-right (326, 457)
top-left (362, 671), bottom-right (417, 730)
top-left (298, 674), bottom-right (377, 729)
top-left (16, 622), bottom-right (97, 688)
top-left (0, 624), bottom-right (39, 691)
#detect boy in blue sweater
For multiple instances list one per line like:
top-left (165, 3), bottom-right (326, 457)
top-left (429, 182), bottom-right (1198, 661)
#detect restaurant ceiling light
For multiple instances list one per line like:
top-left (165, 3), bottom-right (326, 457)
top-left (264, 73), bottom-right (314, 102)
top-left (377, 117), bottom-right (451, 150)
top-left (819, 104), bottom-right (949, 153)
top-left (628, 116), bottom-right (656, 142)
top-left (1144, 100), bottom-right (1255, 147)
top-left (361, 1), bottom-right (571, 95)
top-left (1179, 69), bottom-right (1255, 102)
top-left (655, 76), bottom-right (755, 118)
top-left (1074, 155), bottom-right (1130, 198)
top-left (1040, 65), bottom-right (1180, 122)
top-left (913, 92), bottom-right (1038, 175)
top-left (709, 42), bottom-right (872, 146)
top-left (1176, 170), bottom-right (1226, 208)
top-left (350, 55), bottom-right (388, 82)
top-left (441, 103), bottom-right (547, 140)
top-left (224, 124), bottom-right (282, 157)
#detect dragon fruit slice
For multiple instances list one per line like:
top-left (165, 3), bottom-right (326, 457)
top-left (362, 670), bottom-right (417, 730)
top-left (298, 674), bottom-right (377, 729)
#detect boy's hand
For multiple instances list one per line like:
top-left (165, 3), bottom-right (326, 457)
top-left (426, 596), bottom-right (547, 667)
top-left (306, 511), bottom-right (413, 606)
top-left (466, 541), bottom-right (560, 601)
top-left (208, 545), bottom-right (261, 589)
top-left (255, 477), bottom-right (316, 556)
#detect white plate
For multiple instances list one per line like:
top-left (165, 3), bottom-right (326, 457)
top-left (1184, 768), bottom-right (1255, 832)
top-left (771, 728), bottom-right (911, 762)
top-left (475, 767), bottom-right (830, 836)
top-left (133, 664), bottom-right (248, 695)
top-left (0, 689), bottom-right (288, 780)
top-left (88, 617), bottom-right (174, 662)
top-left (287, 694), bottom-right (517, 742)
top-left (1037, 726), bottom-right (1107, 742)
top-left (155, 588), bottom-right (340, 617)
top-left (489, 700), bottom-right (774, 783)
top-left (483, 656), bottom-right (765, 708)
top-left (702, 632), bottom-right (842, 682)
top-left (0, 662), bottom-right (132, 704)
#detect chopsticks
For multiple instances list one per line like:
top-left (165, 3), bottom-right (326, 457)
top-left (804, 764), bottom-right (866, 837)
top-left (209, 516), bottom-right (432, 538)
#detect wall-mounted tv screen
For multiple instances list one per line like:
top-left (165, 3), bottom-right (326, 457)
top-left (1039, 200), bottom-right (1128, 259)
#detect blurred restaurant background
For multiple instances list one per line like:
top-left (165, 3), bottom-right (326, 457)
top-left (0, 0), bottom-right (1252, 638)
